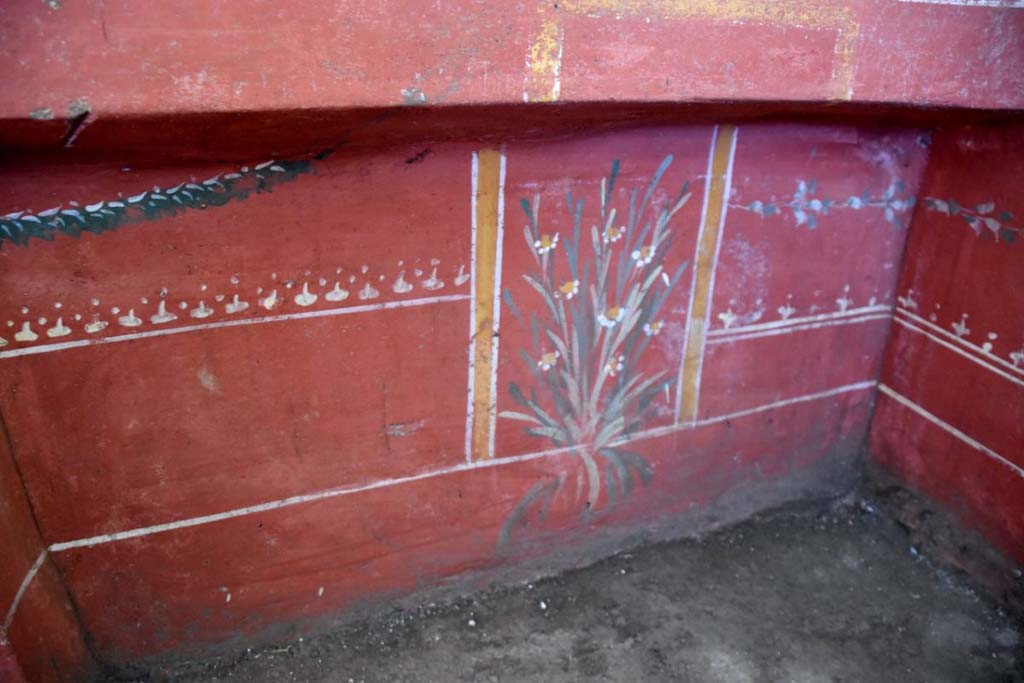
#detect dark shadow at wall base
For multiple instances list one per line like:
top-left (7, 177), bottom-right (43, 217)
top-left (864, 461), bottom-right (1024, 618)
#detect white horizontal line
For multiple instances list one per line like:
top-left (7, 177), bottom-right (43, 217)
top-left (708, 305), bottom-right (891, 337)
top-left (898, 0), bottom-right (1023, 7)
top-left (46, 381), bottom-right (877, 553)
top-left (895, 308), bottom-right (1024, 378)
top-left (631, 380), bottom-right (877, 442)
top-left (893, 317), bottom-right (1024, 388)
top-left (878, 384), bottom-right (1023, 478)
top-left (3, 550), bottom-right (46, 630)
top-left (0, 294), bottom-right (470, 360)
top-left (47, 445), bottom-right (575, 552)
top-left (708, 313), bottom-right (891, 344)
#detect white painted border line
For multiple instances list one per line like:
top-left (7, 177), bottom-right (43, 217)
top-left (898, 0), bottom-right (1024, 7)
top-left (708, 304), bottom-right (892, 337)
top-left (878, 384), bottom-right (1024, 478)
top-left (49, 445), bottom-right (575, 552)
top-left (708, 313), bottom-right (892, 345)
top-left (465, 152), bottom-right (481, 463)
top-left (0, 294), bottom-right (470, 361)
top-left (896, 307), bottom-right (1024, 379)
top-left (689, 126), bottom-right (739, 420)
top-left (486, 152), bottom-right (508, 460)
top-left (893, 317), bottom-right (1024, 389)
top-left (3, 550), bottom-right (46, 630)
top-left (46, 380), bottom-right (875, 553)
top-left (675, 125), bottom-right (721, 421)
top-left (635, 380), bottom-right (876, 442)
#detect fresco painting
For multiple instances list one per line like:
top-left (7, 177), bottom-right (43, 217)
top-left (0, 121), bottom-right (1020, 679)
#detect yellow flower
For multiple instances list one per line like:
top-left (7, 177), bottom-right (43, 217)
top-left (534, 233), bottom-right (559, 254)
top-left (598, 305), bottom-right (624, 328)
top-left (537, 350), bottom-right (560, 371)
top-left (603, 225), bottom-right (626, 244)
top-left (557, 279), bottom-right (580, 299)
top-left (631, 245), bottom-right (654, 267)
top-left (643, 320), bottom-right (664, 336)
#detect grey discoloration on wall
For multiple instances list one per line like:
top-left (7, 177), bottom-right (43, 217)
top-left (29, 107), bottom-right (54, 120)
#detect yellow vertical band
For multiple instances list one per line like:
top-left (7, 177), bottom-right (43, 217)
top-left (471, 149), bottom-right (503, 460)
top-left (678, 125), bottom-right (737, 423)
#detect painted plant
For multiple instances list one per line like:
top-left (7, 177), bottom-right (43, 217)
top-left (0, 159), bottom-right (311, 247)
top-left (499, 156), bottom-right (690, 541)
top-left (734, 178), bottom-right (915, 229)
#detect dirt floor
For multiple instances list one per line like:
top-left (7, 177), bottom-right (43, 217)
top-left (143, 496), bottom-right (1023, 683)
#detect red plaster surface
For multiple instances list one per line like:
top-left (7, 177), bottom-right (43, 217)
top-left (0, 123), bottom-right (926, 672)
top-left (53, 391), bottom-right (871, 664)
top-left (0, 419), bottom-right (95, 682)
top-left (1, 0), bottom-right (1022, 131)
top-left (869, 124), bottom-right (1024, 564)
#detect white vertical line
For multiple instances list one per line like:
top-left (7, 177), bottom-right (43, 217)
top-left (877, 384), bottom-right (1024, 478)
top-left (3, 550), bottom-right (46, 630)
top-left (551, 24), bottom-right (565, 101)
top-left (689, 126), bottom-right (739, 421)
top-left (675, 125), bottom-right (720, 421)
top-left (465, 152), bottom-right (480, 463)
top-left (487, 152), bottom-right (508, 460)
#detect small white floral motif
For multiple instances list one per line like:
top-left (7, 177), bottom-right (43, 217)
top-left (118, 309), bottom-right (143, 327)
top-left (358, 282), bottom-right (380, 300)
top-left (84, 316), bottom-right (108, 334)
top-left (952, 314), bottom-right (970, 338)
top-left (46, 317), bottom-right (70, 338)
top-left (643, 320), bottom-right (664, 336)
top-left (604, 355), bottom-right (625, 377)
top-left (603, 225), bottom-right (626, 244)
top-left (454, 264), bottom-right (470, 286)
top-left (259, 289), bottom-right (280, 310)
top-left (294, 282), bottom-right (318, 307)
top-left (598, 305), bottom-right (624, 328)
top-left (1010, 347), bottom-right (1024, 368)
top-left (14, 322), bottom-right (37, 342)
top-left (325, 283), bottom-right (349, 302)
top-left (151, 301), bottom-right (177, 324)
top-left (557, 279), bottom-right (580, 299)
top-left (537, 350), bottom-right (560, 372)
top-left (534, 233), bottom-right (559, 254)
top-left (896, 289), bottom-right (917, 310)
top-left (777, 294), bottom-right (796, 320)
top-left (982, 332), bottom-right (997, 354)
top-left (631, 245), bottom-right (654, 268)
top-left (422, 268), bottom-right (445, 291)
top-left (190, 301), bottom-right (214, 319)
top-left (225, 294), bottom-right (249, 314)
top-left (835, 285), bottom-right (853, 313)
top-left (717, 308), bottom-right (738, 329)
top-left (393, 271), bottom-right (414, 294)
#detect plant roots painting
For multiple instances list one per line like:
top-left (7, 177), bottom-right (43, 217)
top-left (499, 156), bottom-right (691, 547)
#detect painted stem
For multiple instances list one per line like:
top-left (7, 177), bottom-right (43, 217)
top-left (578, 447), bottom-right (601, 510)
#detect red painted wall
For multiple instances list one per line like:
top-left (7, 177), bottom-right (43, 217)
top-left (0, 122), bottom-right (930, 676)
top-left (869, 124), bottom-right (1024, 565)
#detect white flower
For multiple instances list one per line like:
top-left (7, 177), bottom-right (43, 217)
top-left (604, 355), bottom-right (625, 377)
top-left (603, 225), bottom-right (626, 244)
top-left (631, 245), bottom-right (654, 268)
top-left (534, 233), bottom-right (559, 254)
top-left (557, 279), bottom-right (580, 299)
top-left (598, 305), bottom-right (624, 328)
top-left (537, 350), bottom-right (560, 371)
top-left (643, 320), bottom-right (664, 336)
